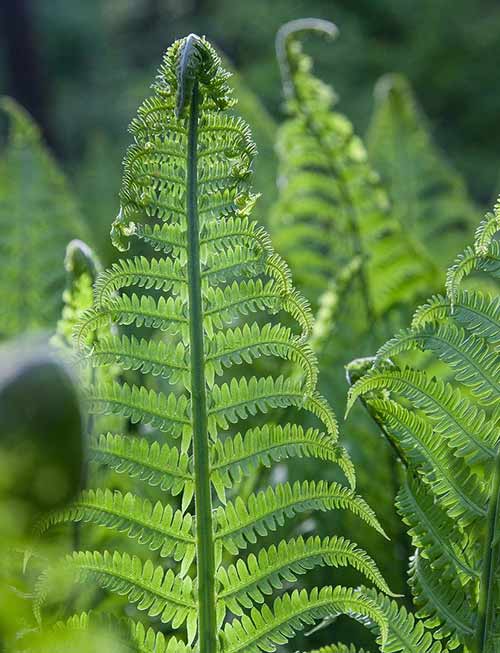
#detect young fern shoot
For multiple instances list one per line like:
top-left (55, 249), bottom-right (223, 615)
top-left (40, 35), bottom-right (390, 652)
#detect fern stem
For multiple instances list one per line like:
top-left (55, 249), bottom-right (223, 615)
top-left (475, 450), bottom-right (500, 653)
top-left (186, 81), bottom-right (217, 653)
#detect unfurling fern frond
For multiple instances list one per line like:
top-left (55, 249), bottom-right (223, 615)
top-left (39, 34), bottom-right (389, 652)
top-left (271, 20), bottom-right (420, 599)
top-left (348, 205), bottom-right (500, 652)
top-left (367, 73), bottom-right (478, 268)
top-left (270, 21), bottom-right (434, 317)
top-left (54, 239), bottom-right (103, 349)
top-left (0, 98), bottom-right (87, 340)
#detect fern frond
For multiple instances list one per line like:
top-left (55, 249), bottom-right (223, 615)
top-left (87, 335), bottom-right (189, 386)
top-left (446, 240), bottom-right (500, 305)
top-left (210, 423), bottom-right (345, 502)
top-left (206, 322), bottom-right (318, 390)
top-left (40, 490), bottom-right (195, 573)
top-left (70, 550), bottom-right (197, 643)
top-left (347, 366), bottom-right (498, 465)
top-left (363, 589), bottom-right (453, 653)
top-left (51, 33), bottom-right (389, 652)
top-left (94, 256), bottom-right (186, 304)
top-left (376, 324), bottom-right (499, 404)
top-left (222, 586), bottom-right (388, 653)
top-left (215, 481), bottom-right (386, 554)
top-left (303, 645), bottom-right (370, 653)
top-left (409, 552), bottom-right (474, 647)
top-left (89, 433), bottom-right (193, 504)
top-left (411, 290), bottom-right (500, 345)
top-left (270, 30), bottom-right (433, 317)
top-left (0, 97), bottom-right (87, 338)
top-left (367, 73), bottom-right (478, 267)
top-left (86, 382), bottom-right (191, 446)
top-left (352, 201), bottom-right (500, 651)
top-left (397, 477), bottom-right (477, 584)
top-left (217, 535), bottom-right (392, 615)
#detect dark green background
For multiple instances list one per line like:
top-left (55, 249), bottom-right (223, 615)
top-left (1, 0), bottom-right (500, 204)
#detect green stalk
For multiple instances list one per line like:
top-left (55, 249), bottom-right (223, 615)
top-left (474, 451), bottom-right (500, 653)
top-left (186, 81), bottom-right (217, 653)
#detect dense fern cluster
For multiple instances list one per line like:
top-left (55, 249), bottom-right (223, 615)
top-left (348, 205), bottom-right (500, 652)
top-left (0, 98), bottom-right (87, 340)
top-left (36, 34), bottom-right (393, 653)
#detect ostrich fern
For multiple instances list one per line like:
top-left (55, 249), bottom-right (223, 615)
top-left (0, 98), bottom-right (87, 340)
top-left (40, 35), bottom-right (390, 653)
top-left (348, 204), bottom-right (500, 652)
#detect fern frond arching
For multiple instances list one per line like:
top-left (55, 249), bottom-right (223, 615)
top-left (0, 97), bottom-right (87, 339)
top-left (38, 33), bottom-right (389, 652)
top-left (350, 203), bottom-right (500, 652)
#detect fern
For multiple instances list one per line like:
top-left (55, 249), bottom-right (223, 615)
top-left (270, 20), bottom-right (434, 317)
top-left (0, 97), bottom-right (87, 340)
top-left (39, 34), bottom-right (390, 652)
top-left (271, 20), bottom-right (425, 599)
top-left (367, 73), bottom-right (479, 268)
top-left (348, 204), bottom-right (500, 652)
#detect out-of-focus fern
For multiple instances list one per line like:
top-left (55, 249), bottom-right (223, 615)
top-left (270, 20), bottom-right (426, 600)
top-left (271, 20), bottom-right (434, 316)
top-left (367, 73), bottom-right (479, 268)
top-left (54, 239), bottom-right (103, 348)
top-left (39, 34), bottom-right (390, 653)
top-left (0, 98), bottom-right (88, 340)
top-left (348, 204), bottom-right (500, 652)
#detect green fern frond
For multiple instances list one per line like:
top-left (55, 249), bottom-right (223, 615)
top-left (50, 613), bottom-right (194, 653)
top-left (270, 25), bottom-right (433, 317)
top-left (38, 33), bottom-right (388, 652)
top-left (351, 201), bottom-right (500, 651)
top-left (347, 366), bottom-right (498, 465)
top-left (411, 290), bottom-right (500, 345)
top-left (305, 646), bottom-right (371, 653)
top-left (90, 432), bottom-right (193, 501)
top-left (217, 535), bottom-right (392, 616)
top-left (409, 552), bottom-right (474, 646)
top-left (69, 550), bottom-right (197, 643)
top-left (210, 423), bottom-right (346, 502)
top-left (222, 586), bottom-right (388, 653)
top-left (397, 477), bottom-right (477, 584)
top-left (41, 489), bottom-right (195, 573)
top-left (214, 481), bottom-right (386, 555)
top-left (376, 323), bottom-right (499, 404)
top-left (362, 589), bottom-right (453, 653)
top-left (0, 97), bottom-right (87, 339)
top-left (367, 73), bottom-right (478, 267)
top-left (303, 645), bottom-right (370, 653)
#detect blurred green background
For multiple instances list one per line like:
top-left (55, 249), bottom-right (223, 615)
top-left (1, 0), bottom-right (500, 233)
